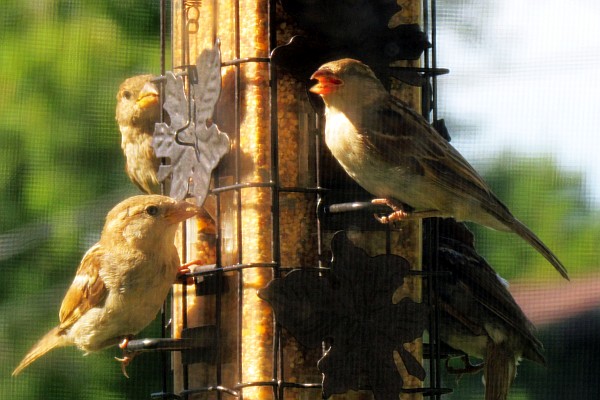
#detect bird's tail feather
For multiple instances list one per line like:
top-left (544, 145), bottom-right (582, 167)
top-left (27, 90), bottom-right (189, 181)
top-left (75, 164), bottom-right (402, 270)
top-left (12, 327), bottom-right (68, 376)
top-left (510, 218), bottom-right (569, 280)
top-left (484, 341), bottom-right (517, 400)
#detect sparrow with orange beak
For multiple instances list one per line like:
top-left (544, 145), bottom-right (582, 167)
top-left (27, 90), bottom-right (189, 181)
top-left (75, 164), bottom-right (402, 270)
top-left (310, 58), bottom-right (568, 280)
top-left (116, 75), bottom-right (162, 194)
top-left (12, 195), bottom-right (200, 377)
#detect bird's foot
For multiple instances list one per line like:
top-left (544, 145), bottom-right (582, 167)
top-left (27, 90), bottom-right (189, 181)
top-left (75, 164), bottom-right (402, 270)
top-left (372, 198), bottom-right (409, 224)
top-left (445, 354), bottom-right (484, 375)
top-left (114, 354), bottom-right (136, 378)
top-left (176, 260), bottom-right (202, 284)
top-left (115, 337), bottom-right (136, 378)
top-left (372, 198), bottom-right (439, 224)
top-left (118, 337), bottom-right (131, 350)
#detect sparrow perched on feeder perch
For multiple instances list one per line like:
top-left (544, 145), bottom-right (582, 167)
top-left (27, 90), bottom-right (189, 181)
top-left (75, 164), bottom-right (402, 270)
top-left (435, 218), bottom-right (545, 400)
top-left (12, 195), bottom-right (200, 377)
top-left (309, 58), bottom-right (568, 280)
top-left (116, 75), bottom-right (161, 194)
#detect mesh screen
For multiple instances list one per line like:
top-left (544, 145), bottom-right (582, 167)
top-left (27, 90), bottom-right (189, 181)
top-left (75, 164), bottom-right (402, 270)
top-left (1, 1), bottom-right (598, 399)
top-left (437, 1), bottom-right (600, 398)
top-left (1, 2), bottom-right (166, 399)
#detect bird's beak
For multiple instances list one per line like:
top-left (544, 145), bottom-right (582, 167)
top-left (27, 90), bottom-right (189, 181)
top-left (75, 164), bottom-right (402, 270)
top-left (309, 69), bottom-right (343, 95)
top-left (136, 82), bottom-right (159, 109)
top-left (165, 201), bottom-right (201, 224)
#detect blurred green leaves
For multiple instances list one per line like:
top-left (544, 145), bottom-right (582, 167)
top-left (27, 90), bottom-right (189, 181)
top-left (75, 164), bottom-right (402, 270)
top-left (1, 1), bottom-right (166, 398)
top-left (0, 0), bottom-right (163, 219)
top-left (470, 154), bottom-right (599, 281)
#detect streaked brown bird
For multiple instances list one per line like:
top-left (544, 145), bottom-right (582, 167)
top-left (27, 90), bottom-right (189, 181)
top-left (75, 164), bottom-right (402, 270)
top-left (12, 195), bottom-right (199, 377)
top-left (116, 74), bottom-right (161, 194)
top-left (435, 218), bottom-right (545, 400)
top-left (309, 58), bottom-right (568, 280)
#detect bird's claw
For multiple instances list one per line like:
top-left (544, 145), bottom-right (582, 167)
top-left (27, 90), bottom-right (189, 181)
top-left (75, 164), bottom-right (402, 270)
top-left (371, 198), bottom-right (440, 224)
top-left (114, 355), bottom-right (135, 378)
top-left (445, 354), bottom-right (484, 375)
top-left (118, 337), bottom-right (131, 350)
top-left (176, 260), bottom-right (202, 284)
top-left (115, 337), bottom-right (136, 378)
top-left (373, 210), bottom-right (409, 224)
top-left (372, 198), bottom-right (409, 224)
top-left (176, 266), bottom-right (191, 280)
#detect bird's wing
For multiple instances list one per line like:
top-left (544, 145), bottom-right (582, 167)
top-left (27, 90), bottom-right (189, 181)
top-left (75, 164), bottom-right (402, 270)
top-left (441, 241), bottom-right (541, 342)
top-left (58, 243), bottom-right (108, 330)
top-left (364, 97), bottom-right (508, 211)
top-left (437, 219), bottom-right (544, 362)
top-left (441, 242), bottom-right (546, 364)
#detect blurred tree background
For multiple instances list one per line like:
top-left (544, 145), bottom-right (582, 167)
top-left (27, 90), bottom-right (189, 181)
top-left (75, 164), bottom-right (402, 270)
top-left (438, 156), bottom-right (600, 400)
top-left (469, 155), bottom-right (600, 281)
top-left (1, 0), bottom-right (598, 399)
top-left (0, 1), bottom-right (168, 398)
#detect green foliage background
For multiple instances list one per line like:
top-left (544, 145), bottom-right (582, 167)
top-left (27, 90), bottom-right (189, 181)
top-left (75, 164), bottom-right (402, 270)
top-left (470, 154), bottom-right (600, 281)
top-left (0, 1), bottom-right (167, 398)
top-left (0, 1), bottom-right (598, 399)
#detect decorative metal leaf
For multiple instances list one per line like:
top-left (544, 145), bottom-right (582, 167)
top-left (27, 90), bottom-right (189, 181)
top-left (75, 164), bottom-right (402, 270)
top-left (276, 0), bottom-right (429, 89)
top-left (162, 71), bottom-right (188, 129)
top-left (193, 45), bottom-right (223, 124)
top-left (258, 231), bottom-right (429, 400)
top-left (153, 72), bottom-right (198, 198)
top-left (152, 41), bottom-right (230, 203)
top-left (279, 0), bottom-right (429, 62)
top-left (259, 268), bottom-right (336, 347)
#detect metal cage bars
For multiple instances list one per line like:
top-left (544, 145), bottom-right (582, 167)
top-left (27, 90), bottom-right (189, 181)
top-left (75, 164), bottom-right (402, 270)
top-left (141, 0), bottom-right (452, 399)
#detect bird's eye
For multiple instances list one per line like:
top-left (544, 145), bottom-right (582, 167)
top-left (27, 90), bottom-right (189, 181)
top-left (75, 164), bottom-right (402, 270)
top-left (145, 205), bottom-right (159, 216)
top-left (123, 90), bottom-right (132, 100)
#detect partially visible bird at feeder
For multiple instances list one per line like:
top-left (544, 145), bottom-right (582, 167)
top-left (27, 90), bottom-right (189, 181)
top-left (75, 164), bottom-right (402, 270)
top-left (309, 58), bottom-right (568, 280)
top-left (12, 195), bottom-right (200, 377)
top-left (115, 75), bottom-right (219, 220)
top-left (435, 218), bottom-right (545, 400)
top-left (116, 74), bottom-right (161, 195)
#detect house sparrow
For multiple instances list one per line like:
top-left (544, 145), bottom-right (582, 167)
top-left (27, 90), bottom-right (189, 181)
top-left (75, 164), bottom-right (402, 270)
top-left (12, 195), bottom-right (200, 377)
top-left (435, 218), bottom-right (545, 400)
top-left (309, 58), bottom-right (568, 280)
top-left (116, 75), bottom-right (161, 194)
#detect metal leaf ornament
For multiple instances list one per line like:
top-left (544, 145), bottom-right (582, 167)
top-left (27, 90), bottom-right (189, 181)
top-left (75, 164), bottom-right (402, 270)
top-left (258, 232), bottom-right (429, 400)
top-left (153, 43), bottom-right (230, 203)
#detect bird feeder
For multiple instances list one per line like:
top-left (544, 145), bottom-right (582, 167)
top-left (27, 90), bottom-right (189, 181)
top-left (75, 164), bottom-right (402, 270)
top-left (130, 1), bottom-right (452, 399)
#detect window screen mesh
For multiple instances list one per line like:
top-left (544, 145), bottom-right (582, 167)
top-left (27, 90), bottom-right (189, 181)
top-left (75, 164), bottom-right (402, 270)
top-left (436, 1), bottom-right (600, 399)
top-left (1, 2), bottom-right (166, 399)
top-left (2, 1), bottom-right (598, 399)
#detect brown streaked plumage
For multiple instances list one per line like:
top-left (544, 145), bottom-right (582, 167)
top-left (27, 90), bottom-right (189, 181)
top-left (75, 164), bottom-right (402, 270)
top-left (12, 195), bottom-right (200, 376)
top-left (116, 75), bottom-right (161, 194)
top-left (436, 218), bottom-right (544, 400)
top-left (310, 58), bottom-right (568, 280)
